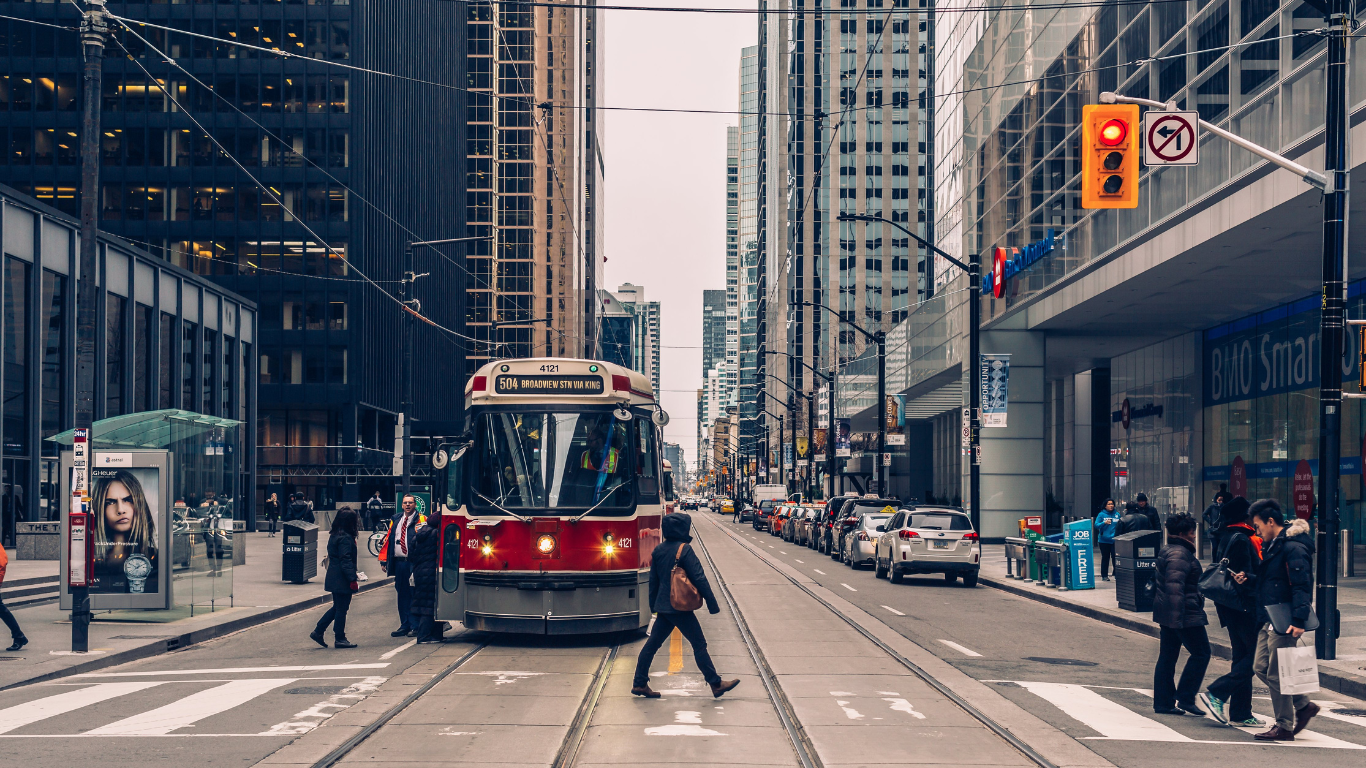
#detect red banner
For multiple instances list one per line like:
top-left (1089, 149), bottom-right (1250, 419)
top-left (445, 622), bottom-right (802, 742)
top-left (1293, 460), bottom-right (1314, 520)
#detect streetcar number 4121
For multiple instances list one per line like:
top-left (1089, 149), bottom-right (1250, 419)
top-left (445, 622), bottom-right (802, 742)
top-left (540, 364), bottom-right (560, 373)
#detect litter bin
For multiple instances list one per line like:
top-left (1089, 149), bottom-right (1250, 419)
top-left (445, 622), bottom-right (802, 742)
top-left (282, 521), bottom-right (319, 584)
top-left (1113, 529), bottom-right (1162, 611)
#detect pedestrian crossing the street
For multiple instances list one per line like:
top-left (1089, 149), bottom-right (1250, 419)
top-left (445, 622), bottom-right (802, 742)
top-left (0, 674), bottom-right (388, 738)
top-left (996, 680), bottom-right (1366, 749)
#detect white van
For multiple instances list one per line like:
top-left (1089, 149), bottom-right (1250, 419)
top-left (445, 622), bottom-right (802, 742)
top-left (752, 484), bottom-right (788, 503)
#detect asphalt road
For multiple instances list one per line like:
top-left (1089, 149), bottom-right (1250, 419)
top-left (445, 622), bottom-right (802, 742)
top-left (712, 512), bottom-right (1366, 767)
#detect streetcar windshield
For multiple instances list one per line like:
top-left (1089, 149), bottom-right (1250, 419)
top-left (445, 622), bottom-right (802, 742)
top-left (473, 412), bottom-right (633, 513)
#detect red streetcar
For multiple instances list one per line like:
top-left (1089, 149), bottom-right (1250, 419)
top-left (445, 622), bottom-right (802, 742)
top-left (432, 358), bottom-right (671, 634)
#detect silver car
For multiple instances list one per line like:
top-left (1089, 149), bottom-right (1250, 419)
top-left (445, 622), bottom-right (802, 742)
top-left (842, 513), bottom-right (891, 569)
top-left (874, 507), bottom-right (980, 586)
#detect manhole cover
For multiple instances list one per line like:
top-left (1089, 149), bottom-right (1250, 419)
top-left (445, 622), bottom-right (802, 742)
top-left (1023, 657), bottom-right (1098, 667)
top-left (1333, 708), bottom-right (1366, 717)
top-left (284, 686), bottom-right (348, 696)
top-left (109, 635), bottom-right (174, 640)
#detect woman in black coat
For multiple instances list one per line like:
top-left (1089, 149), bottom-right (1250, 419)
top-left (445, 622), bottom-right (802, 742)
top-left (408, 518), bottom-right (442, 643)
top-left (1151, 513), bottom-right (1210, 716)
top-left (1198, 496), bottom-right (1262, 726)
top-left (311, 508), bottom-right (359, 649)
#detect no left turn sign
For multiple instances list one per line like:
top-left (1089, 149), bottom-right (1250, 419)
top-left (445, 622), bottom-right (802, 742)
top-left (1143, 110), bottom-right (1200, 166)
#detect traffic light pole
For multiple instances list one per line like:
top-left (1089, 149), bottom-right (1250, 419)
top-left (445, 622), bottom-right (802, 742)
top-left (1103, 12), bottom-right (1348, 653)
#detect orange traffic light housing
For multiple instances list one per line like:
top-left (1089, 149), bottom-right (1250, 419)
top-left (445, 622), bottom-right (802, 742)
top-left (1082, 104), bottom-right (1139, 209)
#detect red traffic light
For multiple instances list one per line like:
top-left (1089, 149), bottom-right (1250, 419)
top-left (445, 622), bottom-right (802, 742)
top-left (1098, 119), bottom-right (1127, 146)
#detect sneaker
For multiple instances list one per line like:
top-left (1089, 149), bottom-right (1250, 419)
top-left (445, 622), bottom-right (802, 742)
top-left (1198, 692), bottom-right (1227, 724)
top-left (1233, 717), bottom-right (1263, 727)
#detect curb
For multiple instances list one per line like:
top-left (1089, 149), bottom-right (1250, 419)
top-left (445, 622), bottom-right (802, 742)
top-left (980, 574), bottom-right (1366, 701)
top-left (0, 576), bottom-right (395, 691)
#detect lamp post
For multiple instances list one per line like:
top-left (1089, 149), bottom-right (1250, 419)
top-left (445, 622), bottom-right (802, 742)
top-left (837, 213), bottom-right (982, 531)
top-left (798, 302), bottom-right (887, 496)
top-left (765, 350), bottom-right (835, 501)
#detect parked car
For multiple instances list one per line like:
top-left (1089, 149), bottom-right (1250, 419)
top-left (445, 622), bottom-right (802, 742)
top-left (874, 506), bottom-right (980, 586)
top-left (814, 496), bottom-right (854, 554)
top-left (830, 497), bottom-right (901, 562)
top-left (791, 507), bottom-right (817, 546)
top-left (771, 504), bottom-right (793, 537)
top-left (753, 499), bottom-right (780, 531)
top-left (842, 509), bottom-right (894, 568)
top-left (738, 503), bottom-right (756, 524)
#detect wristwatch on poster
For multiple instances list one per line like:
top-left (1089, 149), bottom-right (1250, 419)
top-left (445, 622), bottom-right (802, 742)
top-left (124, 554), bottom-right (153, 593)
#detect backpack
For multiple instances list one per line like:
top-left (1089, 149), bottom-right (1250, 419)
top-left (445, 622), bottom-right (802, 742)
top-left (669, 543), bottom-right (703, 611)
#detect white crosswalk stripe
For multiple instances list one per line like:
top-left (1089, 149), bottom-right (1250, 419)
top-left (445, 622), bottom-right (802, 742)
top-left (1005, 680), bottom-right (1366, 749)
top-left (0, 682), bottom-right (165, 734)
top-left (85, 678), bottom-right (299, 736)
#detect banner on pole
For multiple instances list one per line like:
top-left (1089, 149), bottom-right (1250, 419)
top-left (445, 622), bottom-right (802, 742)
top-left (981, 354), bottom-right (1011, 428)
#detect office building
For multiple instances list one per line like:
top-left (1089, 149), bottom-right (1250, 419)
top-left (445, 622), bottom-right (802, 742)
top-left (597, 288), bottom-right (633, 370)
top-left (612, 282), bottom-right (660, 393)
top-left (0, 2), bottom-right (470, 511)
top-left (464, 0), bottom-right (603, 371)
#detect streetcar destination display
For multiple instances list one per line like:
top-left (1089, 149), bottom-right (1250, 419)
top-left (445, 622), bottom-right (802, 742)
top-left (494, 374), bottom-right (606, 395)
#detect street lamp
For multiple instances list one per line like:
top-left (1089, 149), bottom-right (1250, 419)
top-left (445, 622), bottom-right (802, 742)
top-left (837, 212), bottom-right (982, 531)
top-left (765, 349), bottom-right (837, 500)
top-left (798, 301), bottom-right (888, 497)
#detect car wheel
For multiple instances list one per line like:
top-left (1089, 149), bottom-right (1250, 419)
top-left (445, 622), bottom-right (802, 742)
top-left (874, 558), bottom-right (887, 579)
top-left (944, 572), bottom-right (958, 584)
top-left (889, 566), bottom-right (904, 584)
top-left (962, 571), bottom-right (979, 588)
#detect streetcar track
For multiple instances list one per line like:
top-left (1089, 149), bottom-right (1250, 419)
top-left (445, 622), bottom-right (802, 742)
top-left (554, 643), bottom-right (618, 768)
top-left (693, 534), bottom-right (823, 768)
top-left (699, 515), bottom-right (1059, 768)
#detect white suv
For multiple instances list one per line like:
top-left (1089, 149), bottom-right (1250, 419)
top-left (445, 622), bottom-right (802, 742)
top-left (874, 507), bottom-right (980, 586)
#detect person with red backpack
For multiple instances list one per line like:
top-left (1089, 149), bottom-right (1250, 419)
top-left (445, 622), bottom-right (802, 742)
top-left (0, 539), bottom-right (28, 652)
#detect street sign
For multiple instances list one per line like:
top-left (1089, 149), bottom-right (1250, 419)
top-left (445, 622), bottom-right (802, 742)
top-left (960, 408), bottom-right (971, 447)
top-left (72, 428), bottom-right (89, 494)
top-left (1143, 110), bottom-right (1199, 166)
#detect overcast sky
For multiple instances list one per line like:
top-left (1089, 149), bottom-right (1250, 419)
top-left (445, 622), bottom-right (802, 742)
top-left (603, 3), bottom-right (757, 470)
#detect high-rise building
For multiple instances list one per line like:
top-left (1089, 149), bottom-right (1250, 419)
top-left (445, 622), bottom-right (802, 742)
top-left (737, 46), bottom-right (762, 456)
top-left (0, 1), bottom-right (469, 511)
top-left (701, 289), bottom-right (727, 381)
top-left (724, 126), bottom-right (740, 401)
top-left (612, 282), bottom-right (660, 393)
top-left (597, 289), bottom-right (633, 370)
top-left (464, 0), bottom-right (603, 372)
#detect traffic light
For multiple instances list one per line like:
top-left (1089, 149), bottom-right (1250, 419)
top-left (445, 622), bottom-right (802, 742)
top-left (1081, 104), bottom-right (1139, 209)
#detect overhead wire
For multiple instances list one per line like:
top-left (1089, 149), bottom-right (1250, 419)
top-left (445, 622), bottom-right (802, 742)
top-left (445, 0), bottom-right (1194, 15)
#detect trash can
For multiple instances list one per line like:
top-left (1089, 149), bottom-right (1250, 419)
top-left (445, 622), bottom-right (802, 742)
top-left (282, 521), bottom-right (319, 584)
top-left (1113, 530), bottom-right (1162, 611)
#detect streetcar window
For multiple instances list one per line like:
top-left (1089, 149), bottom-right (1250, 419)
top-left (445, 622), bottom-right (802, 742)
top-left (636, 419), bottom-right (659, 500)
top-left (472, 412), bottom-right (633, 513)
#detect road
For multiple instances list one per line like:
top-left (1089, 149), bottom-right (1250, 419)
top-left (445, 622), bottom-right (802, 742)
top-left (3, 510), bottom-right (1364, 768)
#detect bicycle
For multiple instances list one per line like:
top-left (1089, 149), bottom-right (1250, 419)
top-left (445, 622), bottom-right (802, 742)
top-left (367, 519), bottom-right (392, 557)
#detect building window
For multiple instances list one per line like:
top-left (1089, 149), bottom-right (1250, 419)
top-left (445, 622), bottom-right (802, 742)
top-left (106, 293), bottom-right (125, 417)
top-left (40, 270), bottom-right (65, 442)
top-left (203, 329), bottom-right (217, 415)
top-left (136, 303), bottom-right (152, 412)
top-left (182, 320), bottom-right (196, 411)
top-left (223, 336), bottom-right (234, 419)
top-left (160, 312), bottom-right (174, 409)
top-left (3, 258), bottom-right (30, 455)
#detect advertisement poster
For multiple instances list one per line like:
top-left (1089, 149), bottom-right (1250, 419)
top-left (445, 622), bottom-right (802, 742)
top-left (886, 395), bottom-right (907, 445)
top-left (1293, 460), bottom-right (1314, 520)
top-left (797, 437), bottom-right (809, 458)
top-left (90, 467), bottom-right (163, 594)
top-left (835, 419), bottom-right (852, 457)
top-left (981, 354), bottom-right (1011, 427)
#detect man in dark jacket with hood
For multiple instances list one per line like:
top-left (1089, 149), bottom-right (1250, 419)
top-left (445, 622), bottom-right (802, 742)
top-left (1150, 513), bottom-right (1209, 716)
top-left (632, 513), bottom-right (740, 699)
top-left (1240, 499), bottom-right (1318, 741)
top-left (1136, 493), bottom-right (1160, 530)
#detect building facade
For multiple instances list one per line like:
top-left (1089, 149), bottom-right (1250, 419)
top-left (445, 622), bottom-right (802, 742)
top-left (0, 0), bottom-right (469, 511)
top-left (0, 185), bottom-right (257, 545)
top-left (463, 0), bottom-right (602, 372)
top-left (612, 281), bottom-right (659, 393)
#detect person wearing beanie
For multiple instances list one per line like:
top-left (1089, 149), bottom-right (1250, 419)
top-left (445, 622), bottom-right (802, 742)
top-left (1136, 493), bottom-right (1159, 530)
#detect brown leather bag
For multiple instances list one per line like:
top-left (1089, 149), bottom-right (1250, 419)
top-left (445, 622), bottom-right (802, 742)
top-left (669, 543), bottom-right (703, 611)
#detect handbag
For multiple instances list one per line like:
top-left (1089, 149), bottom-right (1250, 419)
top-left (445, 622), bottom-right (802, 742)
top-left (1276, 643), bottom-right (1321, 695)
top-left (1198, 558), bottom-right (1244, 609)
top-left (669, 544), bottom-right (704, 612)
top-left (1265, 602), bottom-right (1320, 634)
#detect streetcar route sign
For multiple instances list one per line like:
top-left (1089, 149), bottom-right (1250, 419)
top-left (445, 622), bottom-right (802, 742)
top-left (1143, 110), bottom-right (1199, 166)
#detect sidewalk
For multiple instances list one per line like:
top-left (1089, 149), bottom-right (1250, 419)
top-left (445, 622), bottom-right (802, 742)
top-left (979, 543), bottom-right (1366, 699)
top-left (0, 530), bottom-right (394, 690)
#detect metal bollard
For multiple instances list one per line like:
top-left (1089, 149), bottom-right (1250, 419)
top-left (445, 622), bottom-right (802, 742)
top-left (1345, 529), bottom-right (1355, 578)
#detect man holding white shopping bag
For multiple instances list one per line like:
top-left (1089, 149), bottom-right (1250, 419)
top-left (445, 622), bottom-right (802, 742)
top-left (1231, 499), bottom-right (1319, 742)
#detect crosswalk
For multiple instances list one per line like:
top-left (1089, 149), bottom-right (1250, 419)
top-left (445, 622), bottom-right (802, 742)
top-left (999, 679), bottom-right (1366, 750)
top-left (0, 674), bottom-right (387, 738)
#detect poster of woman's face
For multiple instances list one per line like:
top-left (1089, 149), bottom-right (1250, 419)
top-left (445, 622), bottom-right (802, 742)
top-left (90, 467), bottom-right (162, 594)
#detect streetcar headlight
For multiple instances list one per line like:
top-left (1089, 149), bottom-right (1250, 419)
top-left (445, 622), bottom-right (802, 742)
top-left (536, 534), bottom-right (557, 554)
top-left (603, 532), bottom-right (615, 555)
top-left (481, 534), bottom-right (493, 556)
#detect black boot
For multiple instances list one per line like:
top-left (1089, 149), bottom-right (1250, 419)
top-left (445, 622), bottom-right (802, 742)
top-left (309, 630), bottom-right (327, 648)
top-left (6, 636), bottom-right (28, 652)
top-left (334, 637), bottom-right (357, 649)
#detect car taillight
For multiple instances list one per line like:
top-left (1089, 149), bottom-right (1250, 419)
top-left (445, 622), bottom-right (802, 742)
top-left (471, 375), bottom-right (487, 392)
top-left (612, 374), bottom-right (631, 392)
top-left (962, 532), bottom-right (979, 541)
top-left (898, 530), bottom-right (920, 540)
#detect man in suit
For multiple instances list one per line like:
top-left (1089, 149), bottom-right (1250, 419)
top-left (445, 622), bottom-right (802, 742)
top-left (384, 494), bottom-right (421, 637)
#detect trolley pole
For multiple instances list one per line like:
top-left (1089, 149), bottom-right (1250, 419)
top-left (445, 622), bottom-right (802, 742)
top-left (1315, 0), bottom-right (1351, 660)
top-left (73, 0), bottom-right (108, 654)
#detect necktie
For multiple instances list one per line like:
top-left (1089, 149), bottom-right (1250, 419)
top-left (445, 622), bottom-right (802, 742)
top-left (398, 514), bottom-right (409, 554)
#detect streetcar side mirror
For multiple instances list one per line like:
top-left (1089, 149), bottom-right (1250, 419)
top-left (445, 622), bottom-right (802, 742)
top-left (437, 441), bottom-right (470, 512)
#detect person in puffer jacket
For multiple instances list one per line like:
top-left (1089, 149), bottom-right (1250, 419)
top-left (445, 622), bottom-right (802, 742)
top-left (1150, 513), bottom-right (1210, 717)
top-left (631, 513), bottom-right (739, 700)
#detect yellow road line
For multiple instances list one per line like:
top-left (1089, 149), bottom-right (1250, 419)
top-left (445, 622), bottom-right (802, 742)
top-left (668, 628), bottom-right (683, 675)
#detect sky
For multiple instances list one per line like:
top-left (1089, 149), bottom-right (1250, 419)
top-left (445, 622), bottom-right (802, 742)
top-left (602, 3), bottom-right (757, 471)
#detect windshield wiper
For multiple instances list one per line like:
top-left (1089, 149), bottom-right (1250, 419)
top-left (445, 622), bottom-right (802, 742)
top-left (473, 490), bottom-right (530, 522)
top-left (571, 483), bottom-right (624, 522)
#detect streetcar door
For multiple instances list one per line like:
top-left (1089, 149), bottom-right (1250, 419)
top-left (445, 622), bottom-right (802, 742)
top-left (437, 445), bottom-right (467, 622)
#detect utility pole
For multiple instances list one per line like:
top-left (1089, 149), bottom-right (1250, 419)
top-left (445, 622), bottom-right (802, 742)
top-left (400, 242), bottom-right (414, 499)
top-left (875, 330), bottom-right (887, 496)
top-left (1315, 0), bottom-right (1351, 660)
top-left (72, 0), bottom-right (108, 654)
